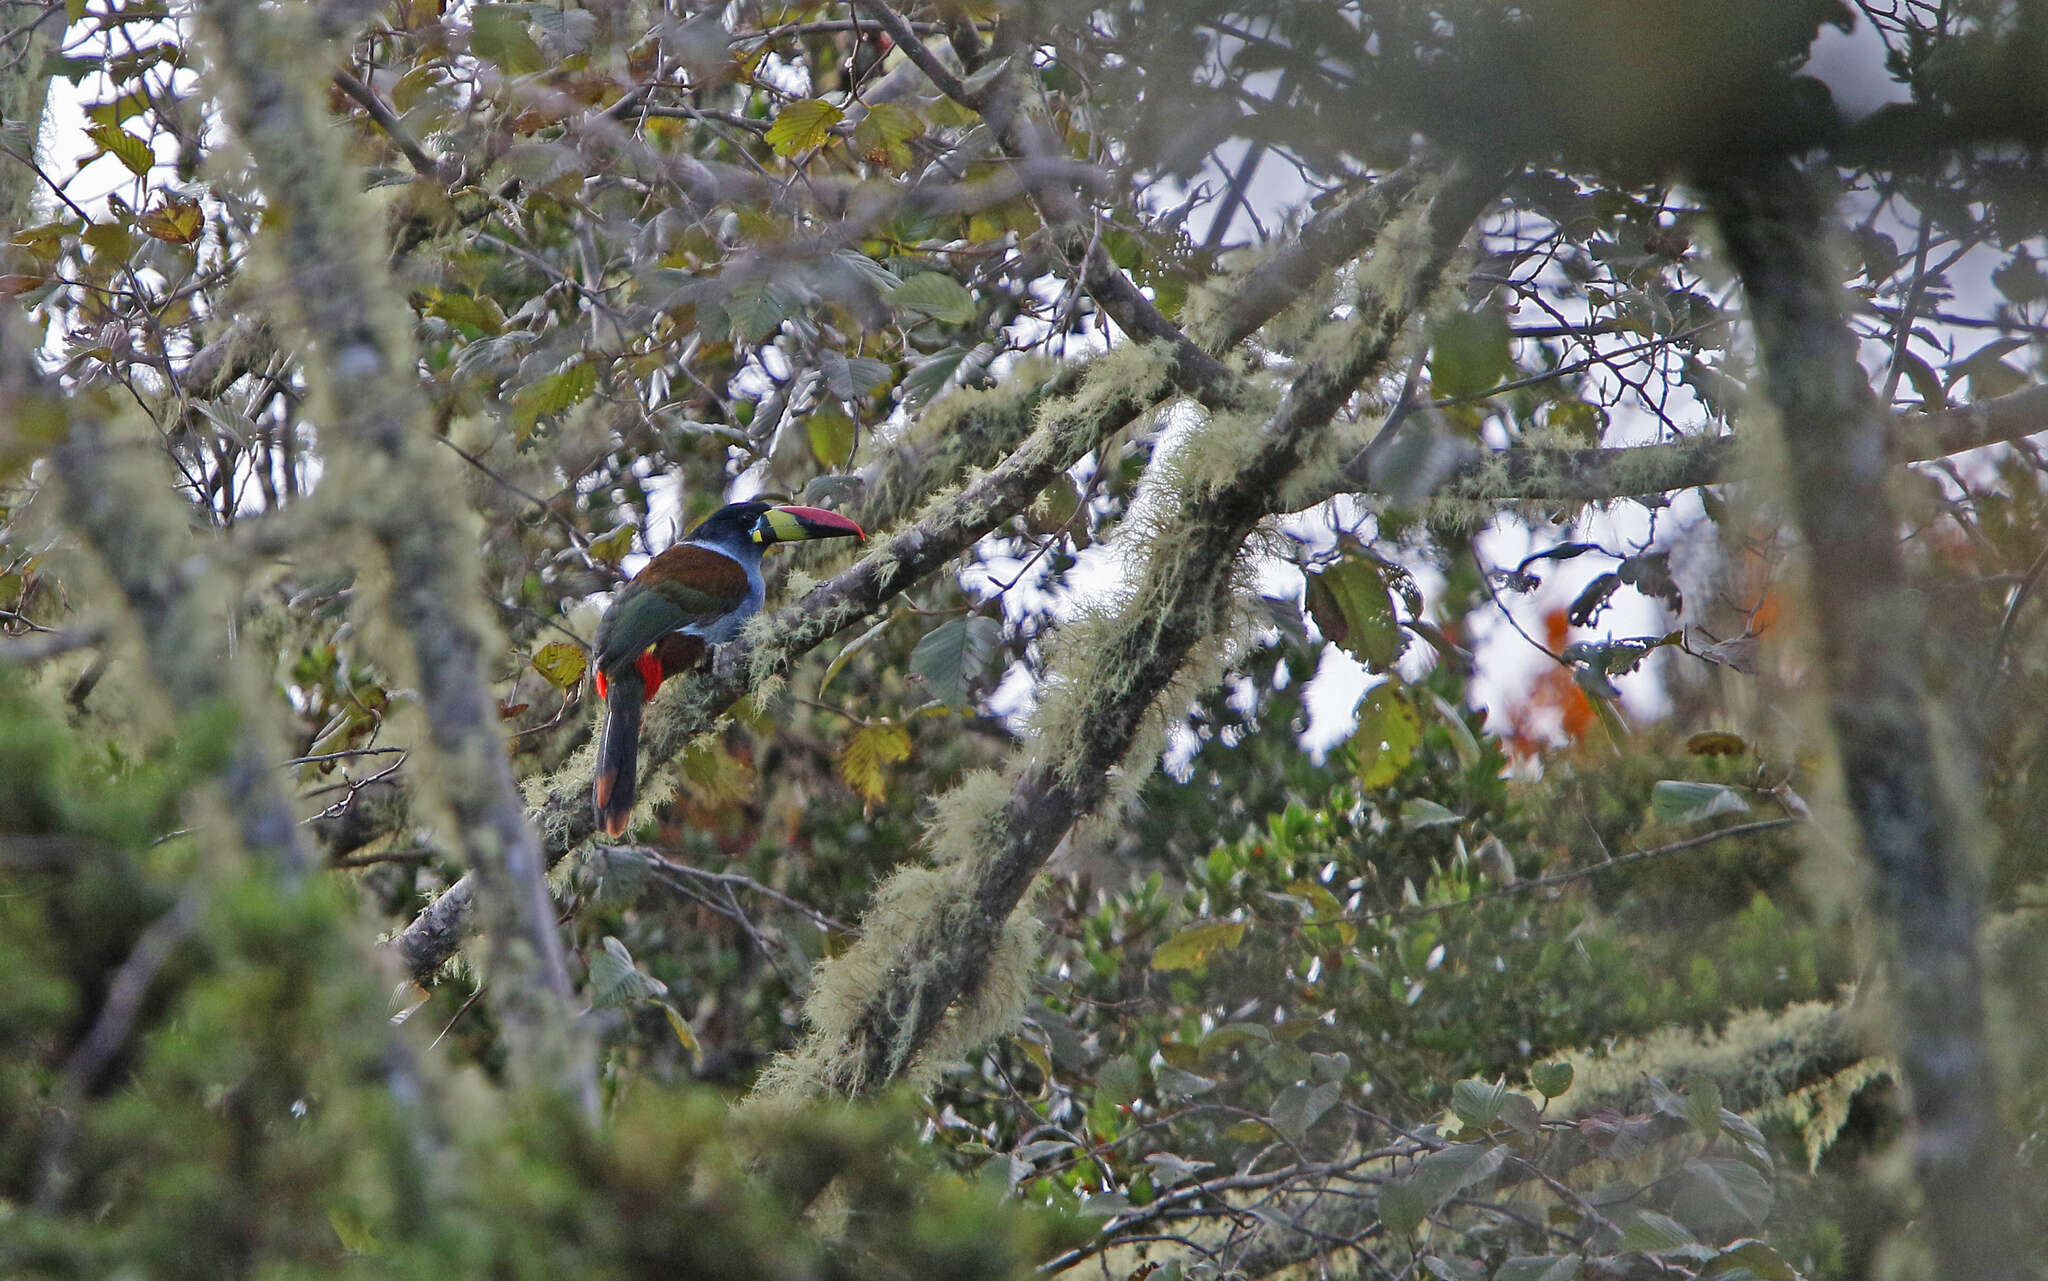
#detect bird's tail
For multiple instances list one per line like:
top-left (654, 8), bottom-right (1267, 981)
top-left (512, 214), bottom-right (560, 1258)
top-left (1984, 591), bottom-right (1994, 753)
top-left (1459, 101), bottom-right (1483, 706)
top-left (592, 671), bottom-right (645, 838)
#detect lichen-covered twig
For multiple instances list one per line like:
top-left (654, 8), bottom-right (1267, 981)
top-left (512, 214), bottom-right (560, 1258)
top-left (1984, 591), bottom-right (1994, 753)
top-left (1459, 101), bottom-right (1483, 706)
top-left (1702, 155), bottom-right (2025, 1281)
top-left (194, 0), bottom-right (596, 1116)
top-left (1313, 381), bottom-right (2048, 508)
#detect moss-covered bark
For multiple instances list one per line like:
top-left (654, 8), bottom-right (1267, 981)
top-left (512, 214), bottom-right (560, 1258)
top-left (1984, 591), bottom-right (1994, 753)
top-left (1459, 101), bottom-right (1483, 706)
top-left (0, 2), bottom-right (58, 230)
top-left (192, 0), bottom-right (595, 1116)
top-left (753, 158), bottom-right (1508, 1101)
top-left (1703, 155), bottom-right (2026, 1281)
top-left (389, 159), bottom-right (1452, 980)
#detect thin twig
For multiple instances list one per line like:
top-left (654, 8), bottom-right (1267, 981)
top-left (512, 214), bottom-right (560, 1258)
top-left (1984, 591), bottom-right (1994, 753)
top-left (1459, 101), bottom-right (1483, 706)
top-left (1331, 817), bottom-right (1801, 928)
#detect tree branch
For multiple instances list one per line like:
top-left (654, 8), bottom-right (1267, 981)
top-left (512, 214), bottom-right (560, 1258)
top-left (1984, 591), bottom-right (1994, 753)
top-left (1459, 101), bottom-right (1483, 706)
top-left (1701, 154), bottom-right (2025, 1281)
top-left (195, 0), bottom-right (596, 1116)
top-left (0, 327), bottom-right (312, 881)
top-left (1294, 376), bottom-right (2048, 509)
top-left (752, 158), bottom-right (1507, 1100)
top-left (387, 158), bottom-right (1449, 981)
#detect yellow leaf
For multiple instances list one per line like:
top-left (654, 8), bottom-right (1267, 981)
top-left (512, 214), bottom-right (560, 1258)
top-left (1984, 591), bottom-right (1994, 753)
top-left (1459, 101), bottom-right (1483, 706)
top-left (838, 722), bottom-right (911, 807)
top-left (586, 523), bottom-right (638, 566)
top-left (1016, 1029), bottom-right (1054, 1097)
top-left (661, 1002), bottom-right (701, 1064)
top-left (1151, 920), bottom-right (1247, 971)
top-left (425, 290), bottom-right (503, 335)
top-left (137, 195), bottom-right (202, 244)
top-left (765, 98), bottom-right (844, 157)
top-left (1349, 686), bottom-right (1421, 790)
top-left (806, 403), bottom-right (856, 466)
top-left (85, 123), bottom-right (152, 176)
top-left (531, 641), bottom-right (588, 690)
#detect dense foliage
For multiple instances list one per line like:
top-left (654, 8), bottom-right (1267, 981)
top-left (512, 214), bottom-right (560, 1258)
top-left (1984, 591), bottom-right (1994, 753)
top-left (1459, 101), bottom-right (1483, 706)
top-left (5, 1), bottom-right (2048, 1278)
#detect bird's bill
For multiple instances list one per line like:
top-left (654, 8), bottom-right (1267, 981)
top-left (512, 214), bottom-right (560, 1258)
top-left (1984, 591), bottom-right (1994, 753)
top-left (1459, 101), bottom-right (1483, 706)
top-left (752, 504), bottom-right (867, 545)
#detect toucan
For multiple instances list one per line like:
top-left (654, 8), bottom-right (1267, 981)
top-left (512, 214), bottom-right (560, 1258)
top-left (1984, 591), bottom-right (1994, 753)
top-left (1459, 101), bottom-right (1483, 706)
top-left (591, 500), bottom-right (866, 836)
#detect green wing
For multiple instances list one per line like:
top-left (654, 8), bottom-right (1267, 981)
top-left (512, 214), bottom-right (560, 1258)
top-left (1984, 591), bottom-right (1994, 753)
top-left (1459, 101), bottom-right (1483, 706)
top-left (593, 546), bottom-right (750, 672)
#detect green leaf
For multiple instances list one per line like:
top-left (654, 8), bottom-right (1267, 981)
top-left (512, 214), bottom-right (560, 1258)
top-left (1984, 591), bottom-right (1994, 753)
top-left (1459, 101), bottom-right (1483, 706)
top-left (1616, 1209), bottom-right (1700, 1256)
top-left (1699, 1240), bottom-right (1800, 1281)
top-left (1894, 350), bottom-right (1945, 409)
top-left (328, 1205), bottom-right (381, 1255)
top-left (888, 271), bottom-right (976, 325)
top-left (765, 98), bottom-right (844, 156)
top-left (1153, 1065), bottom-right (1218, 1100)
top-left (1670, 1156), bottom-right (1773, 1231)
top-left (1310, 1051), bottom-right (1351, 1083)
top-left (1529, 1060), bottom-right (1574, 1099)
top-left (591, 845), bottom-right (650, 906)
top-left (85, 123), bottom-right (152, 176)
top-left (852, 101), bottom-right (922, 166)
top-left (1400, 797), bottom-right (1462, 829)
top-left (716, 286), bottom-right (793, 343)
top-left (1497, 1091), bottom-right (1543, 1138)
top-left (1681, 1080), bottom-right (1725, 1136)
top-left (959, 53), bottom-right (1015, 100)
top-left (1650, 780), bottom-right (1750, 825)
top-left (1268, 1079), bottom-right (1341, 1142)
top-left (908, 616), bottom-right (1000, 706)
top-left (1196, 1021), bottom-right (1271, 1061)
top-left (1143, 1152), bottom-right (1211, 1188)
top-left (1494, 1256), bottom-right (1582, 1281)
top-left (819, 349), bottom-right (891, 401)
top-left (818, 613), bottom-right (896, 698)
top-left (1151, 920), bottom-right (1247, 971)
top-left (1350, 686), bottom-right (1422, 789)
top-left (1305, 556), bottom-right (1404, 670)
top-left (1452, 1078), bottom-right (1509, 1127)
top-left (471, 5), bottom-right (548, 75)
top-left (589, 936), bottom-right (667, 1008)
top-left (1398, 1143), bottom-right (1508, 1217)
top-left (1425, 688), bottom-right (1484, 769)
top-left (511, 361), bottom-right (597, 434)
top-left (1377, 1179), bottom-right (1430, 1236)
top-left (805, 403), bottom-right (856, 467)
top-left (900, 345), bottom-right (971, 405)
top-left (1087, 1053), bottom-right (1143, 1136)
top-left (1429, 308), bottom-right (1515, 399)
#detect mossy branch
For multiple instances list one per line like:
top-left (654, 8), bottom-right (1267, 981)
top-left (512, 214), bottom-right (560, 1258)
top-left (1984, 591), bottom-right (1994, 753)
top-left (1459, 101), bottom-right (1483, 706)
top-left (194, 0), bottom-right (595, 1117)
top-left (751, 158), bottom-right (1508, 1101)
top-left (1703, 154), bottom-right (2025, 1281)
top-left (3, 326), bottom-right (309, 880)
top-left (388, 161), bottom-right (1447, 980)
top-left (1289, 381), bottom-right (2048, 508)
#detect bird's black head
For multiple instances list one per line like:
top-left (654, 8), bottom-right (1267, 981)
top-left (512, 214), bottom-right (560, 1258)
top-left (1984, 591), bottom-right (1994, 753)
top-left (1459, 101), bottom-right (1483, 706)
top-left (686, 500), bottom-right (774, 547)
top-left (684, 500), bottom-right (866, 551)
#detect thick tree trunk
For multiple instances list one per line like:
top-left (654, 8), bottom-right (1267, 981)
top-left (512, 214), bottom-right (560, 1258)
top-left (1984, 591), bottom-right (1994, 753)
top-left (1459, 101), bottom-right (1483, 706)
top-left (0, 2), bottom-right (58, 230)
top-left (193, 0), bottom-right (597, 1118)
top-left (1703, 156), bottom-right (2025, 1280)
